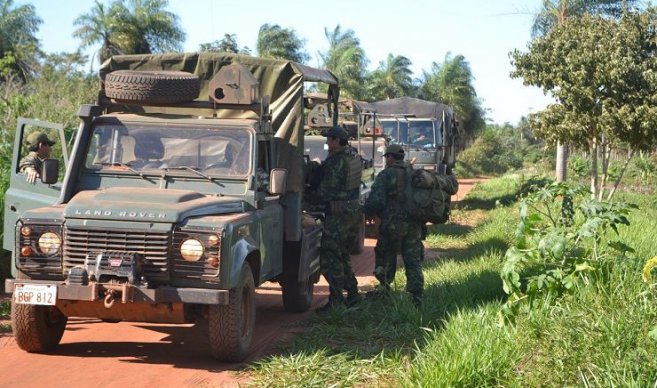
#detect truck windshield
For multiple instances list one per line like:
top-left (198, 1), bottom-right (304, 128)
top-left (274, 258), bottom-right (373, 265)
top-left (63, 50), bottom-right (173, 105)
top-left (381, 119), bottom-right (442, 148)
top-left (84, 124), bottom-right (252, 177)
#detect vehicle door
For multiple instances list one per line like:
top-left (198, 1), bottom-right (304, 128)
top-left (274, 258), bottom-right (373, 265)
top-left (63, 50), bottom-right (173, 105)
top-left (3, 119), bottom-right (68, 252)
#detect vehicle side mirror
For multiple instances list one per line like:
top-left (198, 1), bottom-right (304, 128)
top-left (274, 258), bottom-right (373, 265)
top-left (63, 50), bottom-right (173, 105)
top-left (41, 158), bottom-right (59, 185)
top-left (269, 168), bottom-right (287, 195)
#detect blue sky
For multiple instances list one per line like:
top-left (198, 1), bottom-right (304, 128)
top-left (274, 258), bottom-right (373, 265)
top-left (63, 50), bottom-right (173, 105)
top-left (21, 0), bottom-right (552, 124)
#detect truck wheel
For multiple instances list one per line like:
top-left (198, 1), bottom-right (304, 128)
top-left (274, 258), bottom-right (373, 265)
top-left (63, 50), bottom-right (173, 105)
top-left (281, 273), bottom-right (314, 313)
top-left (208, 262), bottom-right (256, 362)
top-left (105, 70), bottom-right (200, 104)
top-left (351, 216), bottom-right (365, 255)
top-left (12, 302), bottom-right (68, 353)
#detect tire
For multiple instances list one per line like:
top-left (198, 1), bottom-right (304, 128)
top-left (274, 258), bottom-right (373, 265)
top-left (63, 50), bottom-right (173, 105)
top-left (105, 70), bottom-right (200, 104)
top-left (12, 302), bottom-right (68, 353)
top-left (208, 262), bottom-right (256, 362)
top-left (350, 216), bottom-right (365, 255)
top-left (281, 273), bottom-right (315, 313)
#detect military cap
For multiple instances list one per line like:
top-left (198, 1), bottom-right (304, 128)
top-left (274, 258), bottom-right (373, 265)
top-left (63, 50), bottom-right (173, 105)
top-left (322, 126), bottom-right (349, 140)
top-left (26, 132), bottom-right (56, 147)
top-left (383, 144), bottom-right (405, 157)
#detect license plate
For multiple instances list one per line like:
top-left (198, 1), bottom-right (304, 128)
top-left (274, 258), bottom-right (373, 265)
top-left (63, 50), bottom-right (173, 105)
top-left (13, 284), bottom-right (57, 306)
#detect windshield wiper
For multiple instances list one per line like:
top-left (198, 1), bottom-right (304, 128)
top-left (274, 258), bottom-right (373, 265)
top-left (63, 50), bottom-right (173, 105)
top-left (162, 166), bottom-right (225, 188)
top-left (94, 162), bottom-right (151, 181)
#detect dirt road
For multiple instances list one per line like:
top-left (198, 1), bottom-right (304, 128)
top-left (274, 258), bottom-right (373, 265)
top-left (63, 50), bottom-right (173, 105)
top-left (0, 178), bottom-right (484, 388)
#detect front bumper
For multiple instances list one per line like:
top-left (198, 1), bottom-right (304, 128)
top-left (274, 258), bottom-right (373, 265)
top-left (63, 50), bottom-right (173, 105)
top-left (5, 279), bottom-right (229, 305)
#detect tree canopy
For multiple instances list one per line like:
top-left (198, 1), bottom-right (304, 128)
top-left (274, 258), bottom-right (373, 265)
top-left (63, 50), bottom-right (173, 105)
top-left (256, 23), bottom-right (308, 63)
top-left (0, 0), bottom-right (42, 80)
top-left (73, 0), bottom-right (184, 65)
top-left (319, 25), bottom-right (368, 100)
top-left (512, 8), bottom-right (657, 197)
top-left (366, 53), bottom-right (414, 100)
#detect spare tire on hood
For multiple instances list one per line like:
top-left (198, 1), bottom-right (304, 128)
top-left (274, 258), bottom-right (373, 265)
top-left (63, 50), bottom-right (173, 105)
top-left (105, 70), bottom-right (200, 104)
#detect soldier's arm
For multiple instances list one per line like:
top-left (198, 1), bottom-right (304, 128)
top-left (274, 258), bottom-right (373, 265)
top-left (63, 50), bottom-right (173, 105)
top-left (363, 172), bottom-right (387, 216)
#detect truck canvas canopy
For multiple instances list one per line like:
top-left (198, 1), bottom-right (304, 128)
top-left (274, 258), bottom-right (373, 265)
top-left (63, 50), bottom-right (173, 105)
top-left (99, 52), bottom-right (340, 192)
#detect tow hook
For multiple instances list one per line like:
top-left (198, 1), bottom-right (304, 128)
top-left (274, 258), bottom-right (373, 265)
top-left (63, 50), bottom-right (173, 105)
top-left (103, 290), bottom-right (116, 309)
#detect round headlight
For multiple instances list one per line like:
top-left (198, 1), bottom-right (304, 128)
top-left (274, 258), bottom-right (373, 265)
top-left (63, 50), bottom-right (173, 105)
top-left (38, 232), bottom-right (61, 256)
top-left (180, 239), bottom-right (204, 261)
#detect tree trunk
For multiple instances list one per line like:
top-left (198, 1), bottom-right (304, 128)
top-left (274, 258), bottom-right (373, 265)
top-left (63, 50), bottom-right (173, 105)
top-left (606, 149), bottom-right (634, 201)
top-left (590, 138), bottom-right (599, 199)
top-left (556, 142), bottom-right (568, 182)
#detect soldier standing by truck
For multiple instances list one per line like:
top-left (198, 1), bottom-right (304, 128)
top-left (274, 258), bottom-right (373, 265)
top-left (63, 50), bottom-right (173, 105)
top-left (363, 144), bottom-right (424, 307)
top-left (307, 126), bottom-right (363, 312)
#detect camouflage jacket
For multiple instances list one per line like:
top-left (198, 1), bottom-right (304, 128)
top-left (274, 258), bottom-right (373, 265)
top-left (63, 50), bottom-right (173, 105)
top-left (363, 160), bottom-right (411, 221)
top-left (307, 145), bottom-right (360, 204)
top-left (19, 151), bottom-right (43, 174)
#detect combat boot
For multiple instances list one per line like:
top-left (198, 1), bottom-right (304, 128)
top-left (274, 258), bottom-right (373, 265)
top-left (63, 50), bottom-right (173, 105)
top-left (411, 293), bottom-right (423, 308)
top-left (365, 284), bottom-right (391, 299)
top-left (316, 290), bottom-right (345, 313)
top-left (346, 289), bottom-right (362, 306)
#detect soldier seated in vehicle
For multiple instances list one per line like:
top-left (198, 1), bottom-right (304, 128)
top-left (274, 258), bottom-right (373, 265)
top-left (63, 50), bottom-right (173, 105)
top-left (131, 136), bottom-right (167, 169)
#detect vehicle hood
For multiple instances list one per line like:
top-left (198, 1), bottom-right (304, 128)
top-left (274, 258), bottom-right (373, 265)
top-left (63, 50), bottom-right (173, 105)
top-left (64, 187), bottom-right (246, 223)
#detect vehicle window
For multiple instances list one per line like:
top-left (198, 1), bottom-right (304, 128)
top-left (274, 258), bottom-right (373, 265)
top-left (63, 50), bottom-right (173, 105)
top-left (409, 120), bottom-right (440, 148)
top-left (380, 120), bottom-right (409, 145)
top-left (84, 124), bottom-right (252, 177)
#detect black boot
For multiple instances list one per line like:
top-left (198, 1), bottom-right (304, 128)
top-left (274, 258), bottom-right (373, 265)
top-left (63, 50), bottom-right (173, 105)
top-left (346, 289), bottom-right (362, 306)
top-left (316, 290), bottom-right (345, 313)
top-left (411, 293), bottom-right (423, 308)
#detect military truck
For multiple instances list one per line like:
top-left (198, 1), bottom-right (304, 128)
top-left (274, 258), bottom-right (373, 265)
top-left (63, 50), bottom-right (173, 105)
top-left (362, 97), bottom-right (458, 173)
top-left (3, 53), bottom-right (342, 362)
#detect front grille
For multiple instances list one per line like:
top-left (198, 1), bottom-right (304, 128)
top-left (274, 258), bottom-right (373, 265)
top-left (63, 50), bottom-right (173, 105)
top-left (64, 226), bottom-right (171, 282)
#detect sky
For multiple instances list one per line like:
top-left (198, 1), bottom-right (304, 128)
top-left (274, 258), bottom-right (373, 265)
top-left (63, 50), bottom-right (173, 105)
top-left (20, 0), bottom-right (553, 125)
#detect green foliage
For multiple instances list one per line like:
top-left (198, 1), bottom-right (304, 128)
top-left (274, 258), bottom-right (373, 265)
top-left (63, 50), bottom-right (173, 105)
top-left (73, 0), bottom-right (184, 64)
top-left (0, 0), bottom-right (42, 80)
top-left (500, 182), bottom-right (637, 322)
top-left (568, 154), bottom-right (590, 178)
top-left (419, 53), bottom-right (485, 145)
top-left (512, 9), bottom-right (657, 198)
top-left (454, 125), bottom-right (543, 177)
top-left (256, 24), bottom-right (308, 63)
top-left (198, 33), bottom-right (251, 54)
top-left (366, 53), bottom-right (415, 100)
top-left (319, 25), bottom-right (369, 100)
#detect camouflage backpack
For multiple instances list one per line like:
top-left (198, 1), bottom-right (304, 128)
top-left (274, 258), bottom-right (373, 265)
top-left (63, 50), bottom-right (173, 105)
top-left (403, 167), bottom-right (458, 224)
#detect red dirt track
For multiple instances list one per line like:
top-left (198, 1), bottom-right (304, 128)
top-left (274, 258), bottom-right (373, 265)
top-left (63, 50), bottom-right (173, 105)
top-left (0, 178), bottom-right (484, 388)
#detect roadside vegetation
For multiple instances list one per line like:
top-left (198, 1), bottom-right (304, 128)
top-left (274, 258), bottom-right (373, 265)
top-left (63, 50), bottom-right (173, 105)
top-left (246, 174), bottom-right (657, 386)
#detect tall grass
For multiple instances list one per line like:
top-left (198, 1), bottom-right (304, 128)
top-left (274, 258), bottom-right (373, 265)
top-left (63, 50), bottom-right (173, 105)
top-left (247, 174), bottom-right (657, 387)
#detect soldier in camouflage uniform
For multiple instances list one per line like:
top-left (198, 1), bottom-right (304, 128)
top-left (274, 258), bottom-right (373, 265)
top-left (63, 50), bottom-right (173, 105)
top-left (19, 132), bottom-right (56, 184)
top-left (363, 144), bottom-right (424, 306)
top-left (307, 126), bottom-right (363, 312)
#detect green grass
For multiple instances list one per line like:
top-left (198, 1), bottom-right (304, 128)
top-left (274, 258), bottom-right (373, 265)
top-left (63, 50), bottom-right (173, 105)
top-left (246, 173), bottom-right (657, 387)
top-left (0, 300), bottom-right (10, 333)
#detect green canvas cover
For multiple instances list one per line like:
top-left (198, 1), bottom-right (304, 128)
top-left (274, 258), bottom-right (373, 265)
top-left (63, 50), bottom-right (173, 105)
top-left (99, 52), bottom-right (339, 192)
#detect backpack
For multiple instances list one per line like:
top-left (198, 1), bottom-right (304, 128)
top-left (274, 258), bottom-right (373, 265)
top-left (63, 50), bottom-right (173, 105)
top-left (404, 168), bottom-right (459, 224)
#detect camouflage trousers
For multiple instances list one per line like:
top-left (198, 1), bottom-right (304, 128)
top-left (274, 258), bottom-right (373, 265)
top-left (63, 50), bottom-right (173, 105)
top-left (373, 219), bottom-right (424, 297)
top-left (319, 209), bottom-right (361, 301)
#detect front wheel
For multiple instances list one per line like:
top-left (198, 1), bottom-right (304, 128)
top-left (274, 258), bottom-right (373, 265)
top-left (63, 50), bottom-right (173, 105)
top-left (208, 262), bottom-right (256, 362)
top-left (12, 302), bottom-right (68, 353)
top-left (281, 273), bottom-right (315, 313)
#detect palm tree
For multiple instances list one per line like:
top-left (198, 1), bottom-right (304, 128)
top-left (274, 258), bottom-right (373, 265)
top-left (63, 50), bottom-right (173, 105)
top-left (0, 0), bottom-right (42, 80)
top-left (256, 24), bottom-right (308, 63)
top-left (74, 0), bottom-right (184, 65)
top-left (531, 0), bottom-right (640, 181)
top-left (366, 53), bottom-right (414, 100)
top-left (319, 25), bottom-right (368, 100)
top-left (420, 54), bottom-right (485, 145)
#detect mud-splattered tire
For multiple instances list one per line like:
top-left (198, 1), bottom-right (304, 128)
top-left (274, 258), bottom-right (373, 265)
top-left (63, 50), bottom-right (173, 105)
top-left (105, 70), bottom-right (200, 104)
top-left (208, 262), bottom-right (256, 362)
top-left (281, 273), bottom-right (314, 313)
top-left (12, 302), bottom-right (68, 353)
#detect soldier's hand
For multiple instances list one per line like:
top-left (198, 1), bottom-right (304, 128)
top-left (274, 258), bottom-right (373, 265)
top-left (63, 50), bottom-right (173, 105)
top-left (25, 167), bottom-right (39, 184)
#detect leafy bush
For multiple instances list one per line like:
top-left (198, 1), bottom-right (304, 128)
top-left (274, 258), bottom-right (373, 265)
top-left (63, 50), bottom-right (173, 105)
top-left (500, 182), bottom-right (636, 322)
